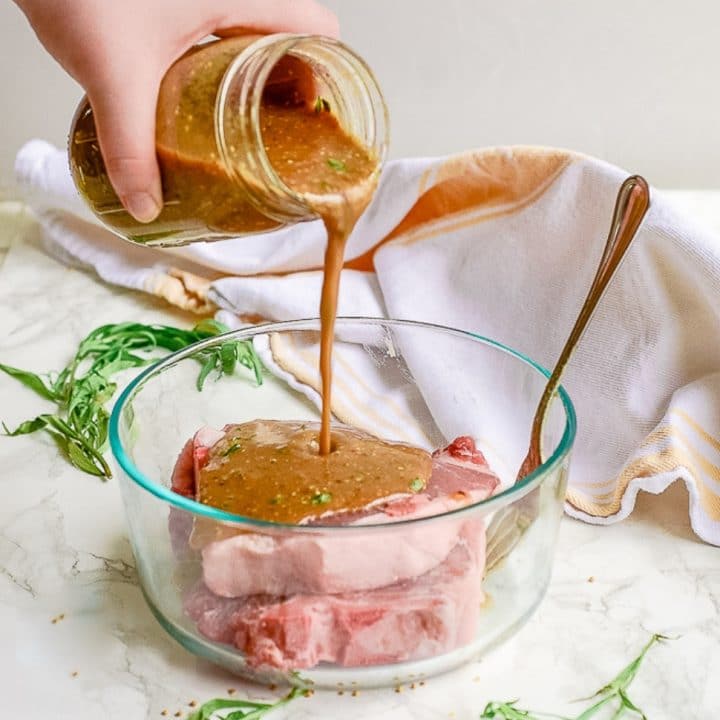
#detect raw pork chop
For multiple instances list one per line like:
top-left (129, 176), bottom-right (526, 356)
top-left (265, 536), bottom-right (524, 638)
top-left (169, 427), bottom-right (500, 595)
top-left (168, 427), bottom-right (225, 559)
top-left (184, 524), bottom-right (484, 670)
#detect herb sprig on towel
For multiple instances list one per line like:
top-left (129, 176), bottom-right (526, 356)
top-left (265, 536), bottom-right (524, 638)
top-left (480, 634), bottom-right (669, 720)
top-left (0, 319), bottom-right (262, 479)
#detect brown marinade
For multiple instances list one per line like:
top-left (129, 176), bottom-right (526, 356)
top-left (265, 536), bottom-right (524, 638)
top-left (197, 421), bottom-right (432, 524)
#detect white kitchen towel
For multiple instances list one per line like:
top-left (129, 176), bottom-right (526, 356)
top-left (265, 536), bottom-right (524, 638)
top-left (14, 140), bottom-right (720, 546)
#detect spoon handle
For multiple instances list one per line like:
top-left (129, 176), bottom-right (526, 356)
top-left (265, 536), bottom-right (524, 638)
top-left (520, 175), bottom-right (651, 478)
top-left (487, 175), bottom-right (651, 573)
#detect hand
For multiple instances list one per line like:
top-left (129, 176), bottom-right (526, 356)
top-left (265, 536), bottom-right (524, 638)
top-left (15, 0), bottom-right (339, 222)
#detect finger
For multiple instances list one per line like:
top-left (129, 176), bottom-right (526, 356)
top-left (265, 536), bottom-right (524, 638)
top-left (213, 0), bottom-right (339, 38)
top-left (87, 72), bottom-right (163, 223)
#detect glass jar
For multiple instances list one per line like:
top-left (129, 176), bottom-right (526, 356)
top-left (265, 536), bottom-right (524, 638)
top-left (68, 34), bottom-right (389, 247)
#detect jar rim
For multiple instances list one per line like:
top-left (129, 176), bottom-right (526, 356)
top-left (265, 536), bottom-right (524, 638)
top-left (215, 33), bottom-right (390, 224)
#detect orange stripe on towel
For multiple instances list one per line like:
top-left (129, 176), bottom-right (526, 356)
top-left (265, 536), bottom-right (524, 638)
top-left (346, 147), bottom-right (573, 271)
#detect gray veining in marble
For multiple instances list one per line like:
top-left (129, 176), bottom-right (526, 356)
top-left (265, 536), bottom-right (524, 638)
top-left (1, 200), bottom-right (718, 718)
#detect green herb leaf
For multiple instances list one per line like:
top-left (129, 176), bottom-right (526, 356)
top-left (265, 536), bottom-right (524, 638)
top-left (196, 355), bottom-right (218, 392)
top-left (409, 477), bottom-right (426, 493)
top-left (193, 318), bottom-right (229, 336)
top-left (314, 96), bottom-right (331, 113)
top-left (222, 443), bottom-right (241, 457)
top-left (311, 491), bottom-right (332, 505)
top-left (480, 700), bottom-right (571, 719)
top-left (573, 696), bottom-right (615, 720)
top-left (574, 634), bottom-right (668, 704)
top-left (3, 416), bottom-right (49, 436)
top-left (483, 634), bottom-right (668, 720)
top-left (65, 437), bottom-right (106, 477)
top-left (326, 157), bottom-right (347, 172)
top-left (0, 321), bottom-right (263, 479)
top-left (480, 700), bottom-right (560, 719)
top-left (220, 342), bottom-right (238, 376)
top-left (188, 698), bottom-right (264, 720)
top-left (3, 414), bottom-right (111, 478)
top-left (188, 687), bottom-right (299, 720)
top-left (0, 363), bottom-right (57, 400)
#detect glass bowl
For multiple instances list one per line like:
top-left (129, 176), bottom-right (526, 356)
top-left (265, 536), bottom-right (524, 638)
top-left (109, 318), bottom-right (575, 689)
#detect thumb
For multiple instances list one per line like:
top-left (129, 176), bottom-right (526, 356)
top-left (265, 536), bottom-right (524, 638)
top-left (88, 72), bottom-right (163, 223)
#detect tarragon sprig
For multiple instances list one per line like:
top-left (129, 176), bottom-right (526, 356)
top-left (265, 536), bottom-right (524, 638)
top-left (185, 636), bottom-right (665, 720)
top-left (188, 687), bottom-right (299, 720)
top-left (1, 319), bottom-right (262, 479)
top-left (481, 703), bottom-right (569, 720)
top-left (481, 634), bottom-right (669, 720)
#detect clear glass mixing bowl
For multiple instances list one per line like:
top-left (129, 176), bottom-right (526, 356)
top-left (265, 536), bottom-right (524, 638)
top-left (109, 318), bottom-right (576, 689)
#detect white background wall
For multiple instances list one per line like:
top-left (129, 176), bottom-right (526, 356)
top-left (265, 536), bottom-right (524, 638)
top-left (2, 0), bottom-right (719, 188)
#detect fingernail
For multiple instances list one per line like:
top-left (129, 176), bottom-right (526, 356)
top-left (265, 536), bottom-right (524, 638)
top-left (124, 192), bottom-right (161, 223)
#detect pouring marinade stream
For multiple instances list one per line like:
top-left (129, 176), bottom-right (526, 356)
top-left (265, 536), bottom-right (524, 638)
top-left (259, 99), bottom-right (378, 456)
top-left (318, 227), bottom-right (346, 455)
top-left (253, 75), bottom-right (379, 459)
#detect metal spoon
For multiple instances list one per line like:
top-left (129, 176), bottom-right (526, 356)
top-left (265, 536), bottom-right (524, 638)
top-left (485, 174), bottom-right (651, 572)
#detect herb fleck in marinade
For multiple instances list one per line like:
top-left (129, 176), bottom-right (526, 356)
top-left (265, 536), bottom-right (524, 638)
top-left (326, 157), bottom-right (347, 172)
top-left (311, 492), bottom-right (333, 505)
top-left (314, 96), bottom-right (331, 113)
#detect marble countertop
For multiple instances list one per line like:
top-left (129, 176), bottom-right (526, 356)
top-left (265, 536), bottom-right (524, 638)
top-left (1, 196), bottom-right (719, 719)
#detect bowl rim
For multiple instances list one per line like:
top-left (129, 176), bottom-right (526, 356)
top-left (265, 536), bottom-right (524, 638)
top-left (109, 317), bottom-right (577, 530)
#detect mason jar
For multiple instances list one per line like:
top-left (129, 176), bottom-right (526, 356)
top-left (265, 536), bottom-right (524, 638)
top-left (68, 34), bottom-right (389, 247)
